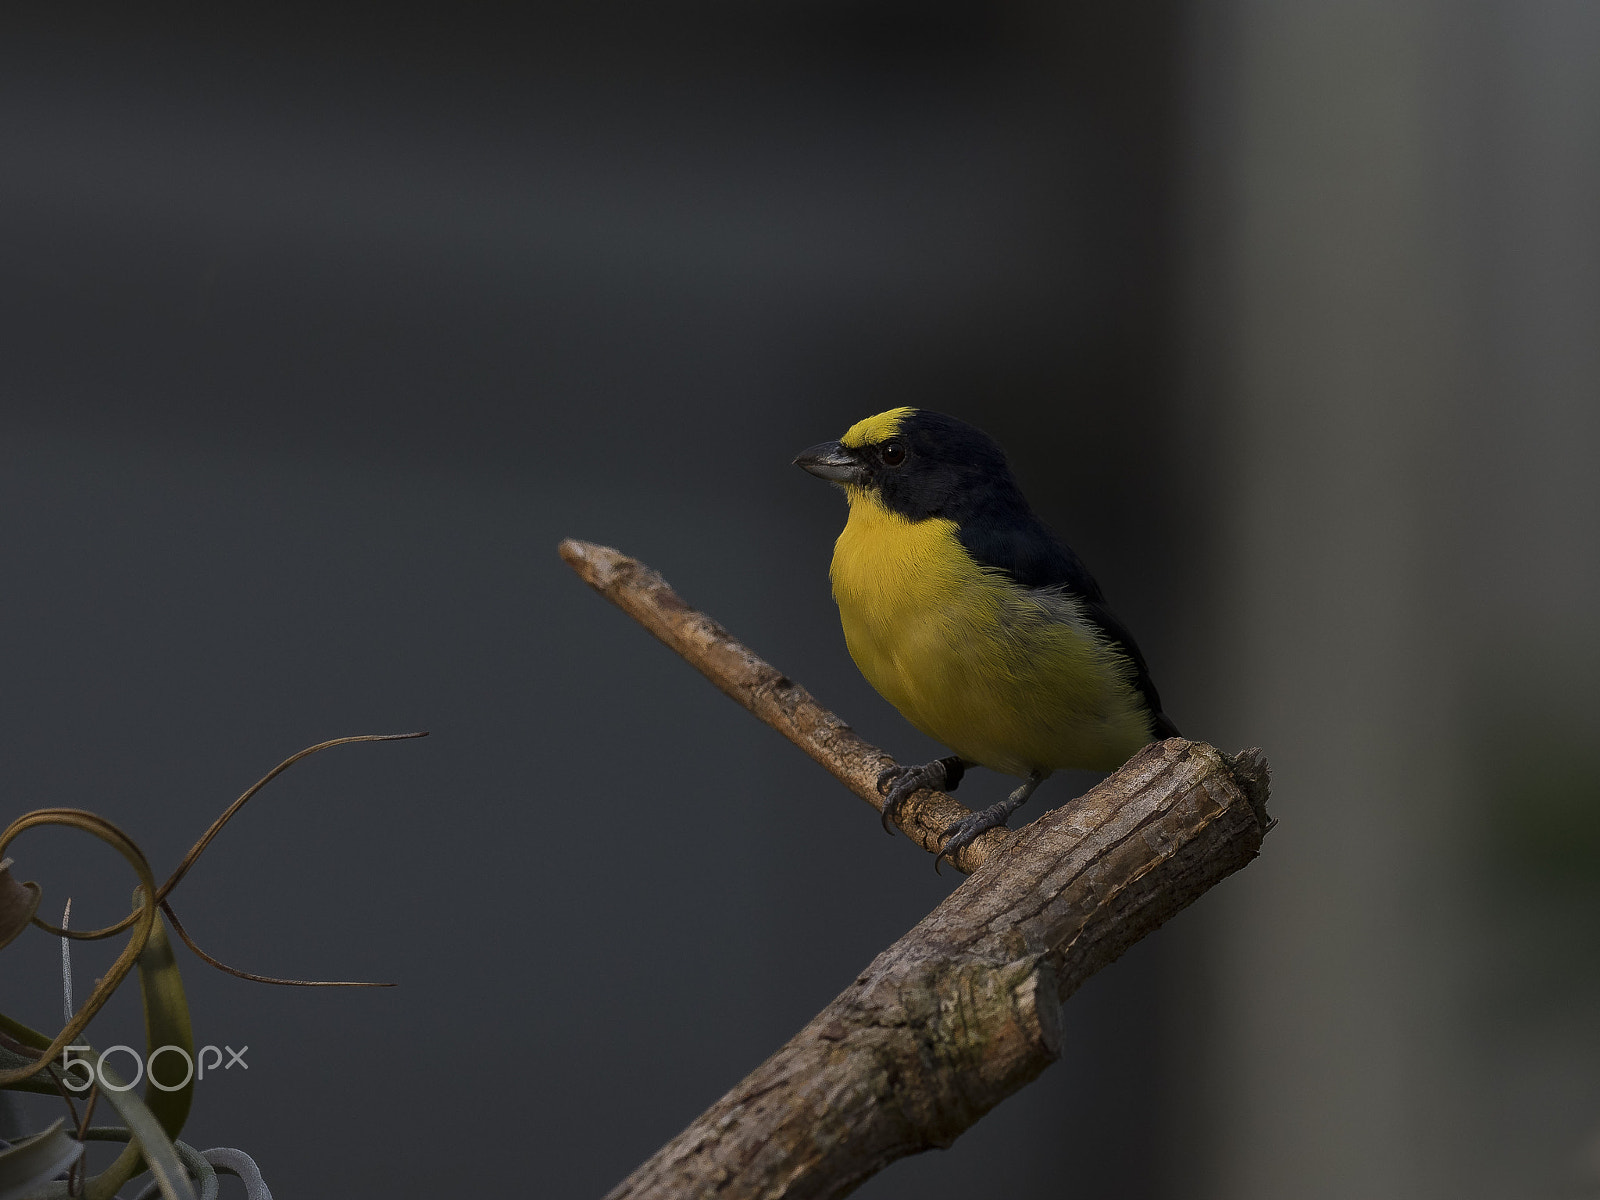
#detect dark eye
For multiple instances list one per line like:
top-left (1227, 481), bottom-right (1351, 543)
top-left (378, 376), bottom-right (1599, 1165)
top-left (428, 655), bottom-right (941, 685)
top-left (880, 441), bottom-right (905, 467)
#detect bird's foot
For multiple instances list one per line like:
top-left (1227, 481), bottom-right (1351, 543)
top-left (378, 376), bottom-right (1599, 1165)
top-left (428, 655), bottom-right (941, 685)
top-left (875, 755), bottom-right (966, 835)
top-left (933, 804), bottom-right (1013, 874)
top-left (932, 769), bottom-right (1047, 874)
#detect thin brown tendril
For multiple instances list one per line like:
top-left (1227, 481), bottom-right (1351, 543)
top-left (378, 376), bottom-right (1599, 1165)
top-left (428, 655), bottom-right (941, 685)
top-left (0, 1029), bottom-right (42, 1060)
top-left (69, 1081), bottom-right (99, 1196)
top-left (45, 1062), bottom-right (81, 1127)
top-left (30, 732), bottom-right (427, 941)
top-left (161, 900), bottom-right (395, 988)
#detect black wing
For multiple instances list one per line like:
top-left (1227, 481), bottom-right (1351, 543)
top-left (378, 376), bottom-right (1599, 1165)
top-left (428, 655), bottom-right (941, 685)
top-left (956, 509), bottom-right (1179, 740)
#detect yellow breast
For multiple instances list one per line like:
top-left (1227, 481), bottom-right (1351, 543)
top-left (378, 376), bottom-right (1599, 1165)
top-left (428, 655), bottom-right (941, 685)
top-left (829, 488), bottom-right (1151, 775)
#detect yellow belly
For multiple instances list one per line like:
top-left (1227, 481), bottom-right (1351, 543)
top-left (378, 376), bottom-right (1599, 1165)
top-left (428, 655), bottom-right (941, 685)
top-left (830, 489), bottom-right (1151, 776)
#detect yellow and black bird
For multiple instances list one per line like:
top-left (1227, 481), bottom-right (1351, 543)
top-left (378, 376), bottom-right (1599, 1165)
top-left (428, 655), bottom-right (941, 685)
top-left (795, 407), bottom-right (1178, 870)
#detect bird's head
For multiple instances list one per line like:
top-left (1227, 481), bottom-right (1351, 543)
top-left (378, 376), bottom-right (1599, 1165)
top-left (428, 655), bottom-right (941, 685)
top-left (793, 407), bottom-right (1016, 521)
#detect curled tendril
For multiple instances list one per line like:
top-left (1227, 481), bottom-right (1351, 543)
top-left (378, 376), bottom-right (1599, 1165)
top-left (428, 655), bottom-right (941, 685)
top-left (161, 900), bottom-right (393, 988)
top-left (0, 810), bottom-right (156, 1087)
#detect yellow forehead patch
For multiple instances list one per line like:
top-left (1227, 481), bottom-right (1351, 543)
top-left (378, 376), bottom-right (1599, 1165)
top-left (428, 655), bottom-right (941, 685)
top-left (840, 407), bottom-right (915, 449)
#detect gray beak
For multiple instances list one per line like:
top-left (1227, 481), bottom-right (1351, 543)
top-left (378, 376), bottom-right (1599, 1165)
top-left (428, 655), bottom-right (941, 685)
top-left (793, 440), bottom-right (866, 485)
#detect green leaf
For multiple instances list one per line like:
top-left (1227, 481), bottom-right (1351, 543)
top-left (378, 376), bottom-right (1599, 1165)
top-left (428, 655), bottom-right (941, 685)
top-left (192, 1148), bottom-right (267, 1200)
top-left (79, 905), bottom-right (198, 1190)
top-left (0, 1119), bottom-right (82, 1200)
top-left (29, 1129), bottom-right (219, 1200)
top-left (135, 906), bottom-right (195, 1141)
top-left (81, 1062), bottom-right (197, 1200)
top-left (124, 1140), bottom-right (221, 1200)
top-left (0, 1045), bottom-right (57, 1098)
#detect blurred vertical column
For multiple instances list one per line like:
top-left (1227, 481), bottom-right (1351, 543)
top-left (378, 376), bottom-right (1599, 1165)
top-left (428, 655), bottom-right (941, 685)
top-left (1459, 4), bottom-right (1600, 1196)
top-left (1176, 2), bottom-right (1482, 1198)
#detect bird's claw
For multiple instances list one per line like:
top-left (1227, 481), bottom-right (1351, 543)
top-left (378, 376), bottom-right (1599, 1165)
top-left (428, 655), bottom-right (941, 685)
top-left (933, 807), bottom-right (1007, 874)
top-left (875, 761), bottom-right (946, 835)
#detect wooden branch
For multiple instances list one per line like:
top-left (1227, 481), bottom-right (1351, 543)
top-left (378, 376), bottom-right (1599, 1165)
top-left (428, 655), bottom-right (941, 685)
top-left (606, 738), bottom-right (1270, 1199)
top-left (558, 539), bottom-right (1011, 873)
top-left (559, 539), bottom-right (1272, 1198)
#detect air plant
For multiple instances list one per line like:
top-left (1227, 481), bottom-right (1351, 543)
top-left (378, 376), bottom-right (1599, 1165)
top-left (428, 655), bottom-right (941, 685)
top-left (0, 733), bottom-right (424, 1200)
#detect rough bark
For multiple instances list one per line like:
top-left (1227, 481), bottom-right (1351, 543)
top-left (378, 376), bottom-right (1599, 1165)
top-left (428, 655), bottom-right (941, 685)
top-left (604, 738), bottom-right (1270, 1199)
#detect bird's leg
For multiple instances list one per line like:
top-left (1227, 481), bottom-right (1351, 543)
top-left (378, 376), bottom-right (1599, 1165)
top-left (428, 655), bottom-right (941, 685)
top-left (934, 768), bottom-right (1048, 874)
top-left (876, 755), bottom-right (967, 835)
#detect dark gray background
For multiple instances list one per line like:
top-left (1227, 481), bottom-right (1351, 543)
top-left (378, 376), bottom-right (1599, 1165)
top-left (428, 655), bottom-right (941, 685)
top-left (4, 3), bottom-right (1599, 1199)
top-left (0, 5), bottom-right (1192, 1196)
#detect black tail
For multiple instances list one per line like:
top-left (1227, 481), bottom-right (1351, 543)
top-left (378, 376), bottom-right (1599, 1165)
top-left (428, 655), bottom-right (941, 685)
top-left (1150, 709), bottom-right (1180, 740)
